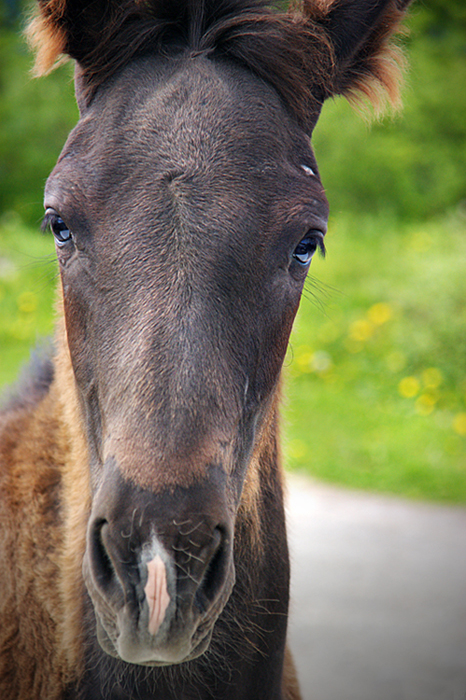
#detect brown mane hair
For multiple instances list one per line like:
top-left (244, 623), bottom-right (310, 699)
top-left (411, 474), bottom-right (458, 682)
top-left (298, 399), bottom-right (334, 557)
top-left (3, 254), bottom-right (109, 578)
top-left (27, 0), bottom-right (406, 128)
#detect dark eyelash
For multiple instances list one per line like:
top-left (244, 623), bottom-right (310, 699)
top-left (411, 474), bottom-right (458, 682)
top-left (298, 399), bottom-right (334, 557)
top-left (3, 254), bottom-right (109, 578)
top-left (41, 211), bottom-right (54, 233)
top-left (316, 237), bottom-right (326, 258)
top-left (307, 232), bottom-right (326, 258)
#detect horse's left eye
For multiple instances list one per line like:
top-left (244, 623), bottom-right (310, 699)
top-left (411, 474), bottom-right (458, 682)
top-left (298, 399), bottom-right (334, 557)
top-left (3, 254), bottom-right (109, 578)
top-left (292, 232), bottom-right (325, 266)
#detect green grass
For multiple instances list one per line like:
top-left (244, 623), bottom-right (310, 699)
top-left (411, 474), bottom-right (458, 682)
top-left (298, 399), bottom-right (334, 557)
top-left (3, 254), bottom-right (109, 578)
top-left (0, 212), bottom-right (56, 387)
top-left (283, 211), bottom-right (466, 503)
top-left (1, 211), bottom-right (465, 504)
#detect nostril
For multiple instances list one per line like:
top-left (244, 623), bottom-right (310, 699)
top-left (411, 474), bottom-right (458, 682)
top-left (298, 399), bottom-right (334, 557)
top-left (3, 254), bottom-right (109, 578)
top-left (195, 526), bottom-right (228, 612)
top-left (90, 519), bottom-right (115, 590)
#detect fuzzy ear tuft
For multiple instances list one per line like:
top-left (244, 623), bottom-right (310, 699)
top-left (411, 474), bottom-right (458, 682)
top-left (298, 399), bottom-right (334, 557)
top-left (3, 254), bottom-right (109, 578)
top-left (26, 5), bottom-right (68, 76)
top-left (338, 7), bottom-right (408, 115)
top-left (26, 0), bottom-right (125, 76)
top-left (301, 0), bottom-right (411, 115)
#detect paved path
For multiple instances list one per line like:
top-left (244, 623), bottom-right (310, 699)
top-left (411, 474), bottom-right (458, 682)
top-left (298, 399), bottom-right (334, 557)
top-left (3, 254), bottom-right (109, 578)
top-left (286, 477), bottom-right (466, 700)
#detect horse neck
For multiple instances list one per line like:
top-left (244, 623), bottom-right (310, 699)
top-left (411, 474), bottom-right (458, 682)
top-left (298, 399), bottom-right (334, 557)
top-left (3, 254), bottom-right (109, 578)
top-left (51, 313), bottom-right (92, 681)
top-left (237, 382), bottom-right (286, 557)
top-left (0, 311), bottom-right (90, 698)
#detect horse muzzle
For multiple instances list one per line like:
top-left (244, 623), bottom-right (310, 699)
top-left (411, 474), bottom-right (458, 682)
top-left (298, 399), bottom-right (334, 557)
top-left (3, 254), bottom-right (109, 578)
top-left (82, 464), bottom-right (235, 666)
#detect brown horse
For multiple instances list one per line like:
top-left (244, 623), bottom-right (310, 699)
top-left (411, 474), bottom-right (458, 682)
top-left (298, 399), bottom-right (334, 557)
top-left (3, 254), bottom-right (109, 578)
top-left (0, 1), bottom-right (411, 698)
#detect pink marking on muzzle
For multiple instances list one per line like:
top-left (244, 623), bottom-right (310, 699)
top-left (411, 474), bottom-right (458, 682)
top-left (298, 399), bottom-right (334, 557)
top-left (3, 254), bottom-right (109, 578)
top-left (144, 555), bottom-right (171, 636)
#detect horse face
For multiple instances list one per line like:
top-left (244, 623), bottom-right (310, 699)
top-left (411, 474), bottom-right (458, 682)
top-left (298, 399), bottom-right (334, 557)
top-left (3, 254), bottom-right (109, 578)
top-left (45, 55), bottom-right (328, 665)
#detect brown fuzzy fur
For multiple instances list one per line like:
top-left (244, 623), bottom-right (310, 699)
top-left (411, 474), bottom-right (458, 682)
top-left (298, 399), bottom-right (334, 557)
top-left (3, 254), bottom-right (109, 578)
top-left (0, 316), bottom-right (90, 699)
top-left (26, 0), bottom-right (68, 75)
top-left (282, 645), bottom-right (303, 700)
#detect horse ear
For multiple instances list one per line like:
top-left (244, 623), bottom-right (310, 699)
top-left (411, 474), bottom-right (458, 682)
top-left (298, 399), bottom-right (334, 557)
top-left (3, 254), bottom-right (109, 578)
top-left (26, 0), bottom-right (124, 76)
top-left (306, 0), bottom-right (412, 110)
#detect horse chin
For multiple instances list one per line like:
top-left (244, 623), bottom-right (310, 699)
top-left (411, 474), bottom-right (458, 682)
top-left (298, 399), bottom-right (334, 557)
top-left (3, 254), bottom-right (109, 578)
top-left (94, 607), bottom-right (215, 667)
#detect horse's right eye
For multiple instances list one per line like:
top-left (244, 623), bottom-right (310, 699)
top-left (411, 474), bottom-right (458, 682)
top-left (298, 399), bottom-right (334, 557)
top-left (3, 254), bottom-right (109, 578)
top-left (51, 217), bottom-right (72, 246)
top-left (292, 231), bottom-right (326, 266)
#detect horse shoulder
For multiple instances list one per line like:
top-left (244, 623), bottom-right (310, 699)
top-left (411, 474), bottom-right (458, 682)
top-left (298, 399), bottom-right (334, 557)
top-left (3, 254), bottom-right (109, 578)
top-left (0, 349), bottom-right (84, 699)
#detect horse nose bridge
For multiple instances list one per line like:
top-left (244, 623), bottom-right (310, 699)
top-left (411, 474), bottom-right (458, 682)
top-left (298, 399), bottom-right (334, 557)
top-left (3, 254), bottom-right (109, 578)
top-left (100, 303), bottom-right (246, 427)
top-left (96, 310), bottom-right (249, 477)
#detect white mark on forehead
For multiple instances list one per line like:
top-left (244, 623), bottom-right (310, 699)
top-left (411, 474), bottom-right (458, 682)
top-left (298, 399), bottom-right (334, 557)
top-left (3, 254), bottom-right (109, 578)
top-left (300, 164), bottom-right (316, 177)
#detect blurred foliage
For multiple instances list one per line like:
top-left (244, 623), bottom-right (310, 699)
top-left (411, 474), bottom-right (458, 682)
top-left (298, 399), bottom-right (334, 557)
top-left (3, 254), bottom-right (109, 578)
top-left (0, 15), bottom-right (78, 225)
top-left (418, 0), bottom-right (466, 30)
top-left (0, 212), bottom-right (56, 388)
top-left (284, 211), bottom-right (466, 503)
top-left (0, 0), bottom-right (21, 26)
top-left (314, 8), bottom-right (466, 219)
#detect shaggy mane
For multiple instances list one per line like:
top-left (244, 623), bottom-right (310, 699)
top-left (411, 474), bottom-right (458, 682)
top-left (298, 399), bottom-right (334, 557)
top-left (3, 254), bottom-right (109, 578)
top-left (27, 0), bottom-right (407, 126)
top-left (0, 344), bottom-right (54, 415)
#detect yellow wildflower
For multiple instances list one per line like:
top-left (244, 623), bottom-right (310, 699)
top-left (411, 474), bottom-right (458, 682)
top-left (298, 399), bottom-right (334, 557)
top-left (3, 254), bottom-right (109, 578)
top-left (349, 319), bottom-right (374, 342)
top-left (367, 302), bottom-right (393, 325)
top-left (452, 413), bottom-right (466, 436)
top-left (398, 376), bottom-right (420, 398)
top-left (287, 439), bottom-right (308, 460)
top-left (17, 291), bottom-right (37, 314)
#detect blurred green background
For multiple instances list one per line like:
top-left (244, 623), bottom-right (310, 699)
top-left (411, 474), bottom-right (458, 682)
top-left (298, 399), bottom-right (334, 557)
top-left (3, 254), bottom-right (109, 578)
top-left (1, 1), bottom-right (465, 502)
